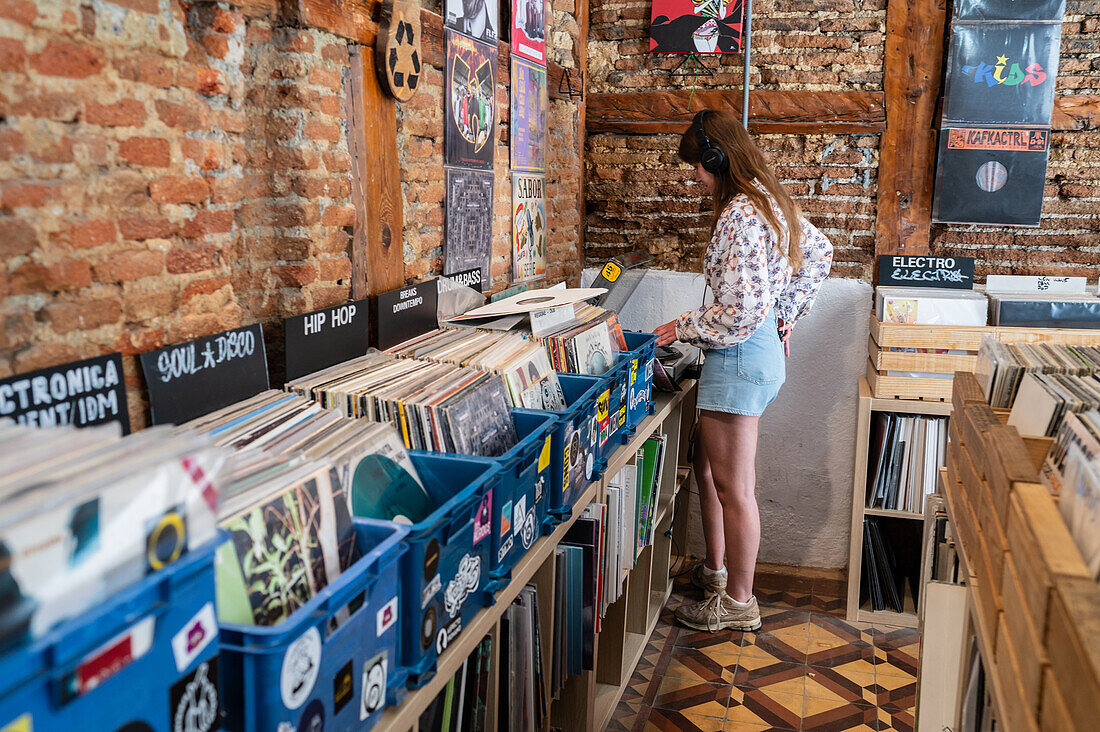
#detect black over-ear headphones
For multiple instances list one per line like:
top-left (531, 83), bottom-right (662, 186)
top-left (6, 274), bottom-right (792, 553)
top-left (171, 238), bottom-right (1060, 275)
top-left (693, 110), bottom-right (728, 175)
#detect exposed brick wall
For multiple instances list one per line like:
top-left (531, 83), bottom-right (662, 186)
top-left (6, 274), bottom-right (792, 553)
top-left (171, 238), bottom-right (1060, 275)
top-left (0, 0), bottom-right (586, 428)
top-left (584, 0), bottom-right (1099, 284)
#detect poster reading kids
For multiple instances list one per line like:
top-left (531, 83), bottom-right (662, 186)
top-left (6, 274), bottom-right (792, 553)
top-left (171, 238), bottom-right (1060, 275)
top-left (511, 0), bottom-right (546, 64)
top-left (512, 174), bottom-right (547, 282)
top-left (649, 0), bottom-right (744, 54)
top-left (445, 30), bottom-right (496, 170)
top-left (511, 55), bottom-right (548, 173)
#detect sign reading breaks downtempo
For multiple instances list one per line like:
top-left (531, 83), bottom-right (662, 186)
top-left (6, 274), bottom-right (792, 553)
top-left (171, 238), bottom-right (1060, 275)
top-left (877, 255), bottom-right (976, 289)
top-left (0, 352), bottom-right (131, 433)
top-left (372, 279), bottom-right (439, 351)
top-left (284, 299), bottom-right (371, 381)
top-left (140, 324), bottom-right (269, 425)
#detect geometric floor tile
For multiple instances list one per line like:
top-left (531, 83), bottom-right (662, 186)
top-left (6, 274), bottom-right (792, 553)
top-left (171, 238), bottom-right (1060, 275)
top-left (610, 563), bottom-right (919, 731)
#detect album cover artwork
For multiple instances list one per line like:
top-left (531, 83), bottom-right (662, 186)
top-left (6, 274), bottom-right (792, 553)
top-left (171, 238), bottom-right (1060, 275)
top-left (511, 0), bottom-right (546, 64)
top-left (942, 22), bottom-right (1062, 126)
top-left (511, 56), bottom-right (548, 173)
top-left (512, 174), bottom-right (546, 283)
top-left (217, 467), bottom-right (359, 626)
top-left (649, 0), bottom-right (744, 53)
top-left (445, 30), bottom-right (497, 170)
top-left (442, 375), bottom-right (518, 458)
top-left (445, 0), bottom-right (498, 44)
top-left (932, 126), bottom-right (1051, 226)
top-left (445, 168), bottom-right (494, 283)
top-left (953, 0), bottom-right (1065, 22)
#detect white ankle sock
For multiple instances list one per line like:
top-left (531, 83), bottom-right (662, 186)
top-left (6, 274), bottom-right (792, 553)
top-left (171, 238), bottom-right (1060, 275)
top-left (701, 564), bottom-right (726, 578)
top-left (727, 594), bottom-right (754, 608)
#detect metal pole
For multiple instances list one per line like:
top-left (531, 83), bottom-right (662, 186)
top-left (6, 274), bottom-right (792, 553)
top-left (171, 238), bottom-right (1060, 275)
top-left (741, 0), bottom-right (753, 129)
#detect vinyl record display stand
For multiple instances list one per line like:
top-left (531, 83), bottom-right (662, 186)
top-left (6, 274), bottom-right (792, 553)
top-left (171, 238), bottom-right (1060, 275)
top-left (374, 382), bottom-right (697, 732)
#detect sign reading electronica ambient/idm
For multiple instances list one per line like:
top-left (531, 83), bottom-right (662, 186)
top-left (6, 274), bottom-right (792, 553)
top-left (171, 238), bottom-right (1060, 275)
top-left (0, 352), bottom-right (131, 433)
top-left (877, 255), bottom-right (976, 289)
top-left (140, 323), bottom-right (269, 426)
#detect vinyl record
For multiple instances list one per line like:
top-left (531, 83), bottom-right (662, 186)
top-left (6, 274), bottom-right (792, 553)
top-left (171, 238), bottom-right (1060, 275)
top-left (350, 454), bottom-right (436, 524)
top-left (932, 128), bottom-right (1050, 226)
top-left (448, 287), bottom-right (607, 320)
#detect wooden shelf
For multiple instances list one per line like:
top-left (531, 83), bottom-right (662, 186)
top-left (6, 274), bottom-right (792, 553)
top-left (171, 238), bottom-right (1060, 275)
top-left (375, 383), bottom-right (698, 732)
top-left (857, 579), bottom-right (918, 628)
top-left (864, 507), bottom-right (925, 521)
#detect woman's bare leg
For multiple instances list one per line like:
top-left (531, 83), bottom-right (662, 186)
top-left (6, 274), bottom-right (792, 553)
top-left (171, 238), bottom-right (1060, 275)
top-left (698, 409), bottom-right (760, 603)
top-left (693, 431), bottom-right (726, 572)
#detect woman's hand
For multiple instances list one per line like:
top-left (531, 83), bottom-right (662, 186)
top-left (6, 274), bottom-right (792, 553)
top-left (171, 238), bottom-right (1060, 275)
top-left (778, 318), bottom-right (792, 357)
top-left (654, 320), bottom-right (679, 347)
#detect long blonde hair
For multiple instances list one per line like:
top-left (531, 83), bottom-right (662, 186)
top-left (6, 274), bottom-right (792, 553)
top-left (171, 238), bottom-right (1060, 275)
top-left (678, 110), bottom-right (804, 271)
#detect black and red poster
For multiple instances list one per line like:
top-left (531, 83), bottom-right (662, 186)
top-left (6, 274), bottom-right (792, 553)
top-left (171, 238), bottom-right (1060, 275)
top-left (444, 29), bottom-right (496, 170)
top-left (932, 1), bottom-right (1064, 227)
top-left (649, 0), bottom-right (744, 54)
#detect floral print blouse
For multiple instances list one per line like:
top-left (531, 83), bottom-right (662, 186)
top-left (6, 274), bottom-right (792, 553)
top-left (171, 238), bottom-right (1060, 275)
top-left (675, 190), bottom-right (834, 349)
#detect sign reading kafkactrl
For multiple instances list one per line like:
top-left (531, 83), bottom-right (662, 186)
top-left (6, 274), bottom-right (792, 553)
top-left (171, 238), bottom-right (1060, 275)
top-left (0, 352), bottom-right (131, 433)
top-left (141, 324), bottom-right (269, 426)
top-left (876, 255), bottom-right (976, 289)
top-left (933, 1), bottom-right (1064, 227)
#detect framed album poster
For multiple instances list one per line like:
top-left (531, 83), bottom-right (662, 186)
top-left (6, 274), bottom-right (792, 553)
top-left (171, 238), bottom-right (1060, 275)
top-left (511, 55), bottom-right (548, 173)
top-left (512, 174), bottom-right (547, 282)
top-left (649, 0), bottom-right (744, 54)
top-left (511, 0), bottom-right (546, 64)
top-left (445, 30), bottom-right (497, 170)
top-left (446, 168), bottom-right (495, 282)
top-left (444, 0), bottom-right (498, 43)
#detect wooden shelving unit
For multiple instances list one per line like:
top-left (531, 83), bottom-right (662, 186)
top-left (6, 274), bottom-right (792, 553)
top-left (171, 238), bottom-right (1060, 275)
top-left (375, 382), bottom-right (697, 732)
top-left (847, 378), bottom-right (952, 628)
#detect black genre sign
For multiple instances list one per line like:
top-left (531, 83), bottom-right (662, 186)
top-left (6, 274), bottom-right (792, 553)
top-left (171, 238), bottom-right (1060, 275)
top-left (372, 279), bottom-right (439, 351)
top-left (284, 299), bottom-right (370, 381)
top-left (0, 352), bottom-right (131, 434)
top-left (141, 323), bottom-right (269, 425)
top-left (439, 267), bottom-right (485, 293)
top-left (877, 255), bottom-right (976, 289)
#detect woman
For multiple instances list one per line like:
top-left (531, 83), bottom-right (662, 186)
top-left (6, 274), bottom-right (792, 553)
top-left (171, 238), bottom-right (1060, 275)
top-left (653, 110), bottom-right (833, 632)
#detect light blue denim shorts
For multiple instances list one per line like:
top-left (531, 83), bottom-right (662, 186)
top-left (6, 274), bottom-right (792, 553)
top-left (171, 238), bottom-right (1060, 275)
top-left (697, 311), bottom-right (786, 417)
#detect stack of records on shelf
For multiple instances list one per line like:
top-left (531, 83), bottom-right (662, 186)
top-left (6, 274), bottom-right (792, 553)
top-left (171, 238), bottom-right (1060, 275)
top-left (862, 517), bottom-right (907, 613)
top-left (866, 413), bottom-right (948, 514)
top-left (975, 336), bottom-right (1100, 408)
top-left (386, 329), bottom-right (567, 411)
top-left (182, 390), bottom-right (433, 626)
top-left (875, 286), bottom-right (988, 326)
top-left (0, 421), bottom-right (229, 651)
top-left (535, 303), bottom-right (628, 375)
top-left (552, 544), bottom-right (584, 688)
top-left (286, 352), bottom-right (519, 458)
top-left (1042, 409), bottom-right (1100, 578)
top-left (499, 587), bottom-right (547, 732)
top-left (923, 496), bottom-right (961, 586)
top-left (1008, 372), bottom-right (1100, 437)
top-left (986, 275), bottom-right (1100, 328)
top-left (419, 635), bottom-right (493, 732)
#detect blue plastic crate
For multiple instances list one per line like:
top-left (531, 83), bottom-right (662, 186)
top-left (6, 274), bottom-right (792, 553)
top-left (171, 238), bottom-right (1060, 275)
top-left (541, 373), bottom-right (602, 530)
top-left (395, 452), bottom-right (498, 689)
top-left (474, 410), bottom-right (556, 583)
top-left (623, 332), bottom-right (658, 432)
top-left (219, 519), bottom-right (408, 732)
top-left (0, 537), bottom-right (224, 732)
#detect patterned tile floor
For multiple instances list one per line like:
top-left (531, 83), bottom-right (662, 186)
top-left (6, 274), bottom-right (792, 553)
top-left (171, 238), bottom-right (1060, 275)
top-left (607, 570), bottom-right (919, 732)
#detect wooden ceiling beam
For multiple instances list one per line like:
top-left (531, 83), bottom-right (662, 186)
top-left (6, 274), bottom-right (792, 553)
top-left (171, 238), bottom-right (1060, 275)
top-left (585, 90), bottom-right (885, 135)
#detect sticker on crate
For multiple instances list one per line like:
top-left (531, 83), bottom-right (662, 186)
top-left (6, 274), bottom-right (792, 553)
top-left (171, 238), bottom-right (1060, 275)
top-left (376, 596), bottom-right (398, 636)
top-left (170, 602), bottom-right (217, 673)
top-left (521, 509), bottom-right (536, 550)
top-left (298, 699), bottom-right (324, 732)
top-left (513, 495), bottom-right (527, 536)
top-left (169, 658), bottom-right (219, 732)
top-left (61, 615), bottom-right (155, 703)
top-left (473, 492), bottom-right (492, 545)
top-left (280, 627), bottom-right (322, 710)
top-left (444, 553), bottom-right (482, 617)
top-left (421, 605), bottom-right (437, 650)
top-left (534, 471), bottom-right (546, 505)
top-left (436, 617), bottom-right (462, 655)
top-left (360, 652), bottom-right (388, 721)
top-left (0, 716), bottom-right (30, 732)
top-left (333, 659), bottom-right (355, 714)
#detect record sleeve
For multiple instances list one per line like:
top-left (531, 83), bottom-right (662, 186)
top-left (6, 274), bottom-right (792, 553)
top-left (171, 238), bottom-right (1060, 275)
top-left (445, 30), bottom-right (496, 170)
top-left (511, 0), bottom-right (546, 64)
top-left (448, 287), bottom-right (606, 320)
top-left (942, 22), bottom-right (1061, 126)
top-left (444, 0), bottom-right (498, 44)
top-left (510, 57), bottom-right (548, 173)
top-left (932, 126), bottom-right (1050, 226)
top-left (648, 0), bottom-right (744, 54)
top-left (445, 168), bottom-right (494, 283)
top-left (512, 174), bottom-right (547, 282)
top-left (952, 0), bottom-right (1064, 22)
